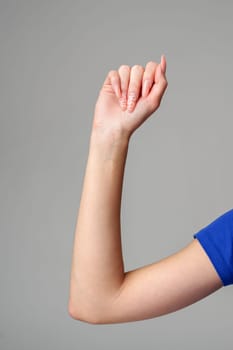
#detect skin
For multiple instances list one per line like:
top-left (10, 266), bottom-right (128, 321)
top-left (68, 55), bottom-right (223, 325)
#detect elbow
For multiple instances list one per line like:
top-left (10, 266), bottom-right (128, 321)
top-left (68, 299), bottom-right (103, 325)
top-left (68, 300), bottom-right (81, 321)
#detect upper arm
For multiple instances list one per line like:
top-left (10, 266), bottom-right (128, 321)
top-left (100, 238), bottom-right (223, 324)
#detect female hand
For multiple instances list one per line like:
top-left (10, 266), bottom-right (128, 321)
top-left (92, 55), bottom-right (168, 142)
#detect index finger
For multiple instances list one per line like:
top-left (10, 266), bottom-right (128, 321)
top-left (149, 64), bottom-right (168, 109)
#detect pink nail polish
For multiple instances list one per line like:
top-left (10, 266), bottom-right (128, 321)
top-left (119, 97), bottom-right (127, 110)
top-left (127, 93), bottom-right (136, 109)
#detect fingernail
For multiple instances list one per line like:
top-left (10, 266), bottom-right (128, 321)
top-left (142, 80), bottom-right (151, 97)
top-left (119, 91), bottom-right (126, 109)
top-left (127, 92), bottom-right (136, 112)
top-left (119, 94), bottom-right (127, 110)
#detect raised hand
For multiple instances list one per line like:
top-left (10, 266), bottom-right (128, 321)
top-left (92, 55), bottom-right (168, 141)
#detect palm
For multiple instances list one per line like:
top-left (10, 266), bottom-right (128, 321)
top-left (94, 84), bottom-right (159, 137)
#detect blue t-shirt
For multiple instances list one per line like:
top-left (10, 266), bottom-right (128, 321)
top-left (193, 208), bottom-right (233, 286)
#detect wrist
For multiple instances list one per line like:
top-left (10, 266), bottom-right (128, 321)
top-left (90, 126), bottom-right (131, 148)
top-left (89, 128), bottom-right (130, 162)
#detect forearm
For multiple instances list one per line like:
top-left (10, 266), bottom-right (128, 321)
top-left (68, 130), bottom-right (130, 322)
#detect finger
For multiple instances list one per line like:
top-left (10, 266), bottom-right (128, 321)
top-left (118, 65), bottom-right (131, 111)
top-left (149, 65), bottom-right (168, 108)
top-left (142, 61), bottom-right (158, 98)
top-left (127, 64), bottom-right (144, 113)
top-left (109, 70), bottom-right (121, 98)
top-left (155, 55), bottom-right (167, 84)
top-left (160, 54), bottom-right (167, 74)
top-left (154, 63), bottom-right (162, 84)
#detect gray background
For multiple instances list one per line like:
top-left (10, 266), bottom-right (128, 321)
top-left (1, 0), bottom-right (232, 349)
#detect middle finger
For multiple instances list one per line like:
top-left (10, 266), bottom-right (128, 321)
top-left (127, 65), bottom-right (144, 112)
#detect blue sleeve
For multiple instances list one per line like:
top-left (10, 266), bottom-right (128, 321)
top-left (193, 208), bottom-right (233, 286)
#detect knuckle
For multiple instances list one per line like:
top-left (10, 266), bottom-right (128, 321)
top-left (161, 75), bottom-right (168, 87)
top-left (132, 64), bottom-right (144, 71)
top-left (128, 90), bottom-right (137, 98)
top-left (163, 79), bottom-right (168, 89)
top-left (109, 70), bottom-right (117, 77)
top-left (163, 75), bottom-right (168, 83)
top-left (109, 71), bottom-right (120, 84)
top-left (118, 64), bottom-right (130, 72)
top-left (146, 60), bottom-right (157, 67)
top-left (143, 77), bottom-right (153, 84)
top-left (147, 96), bottom-right (160, 110)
